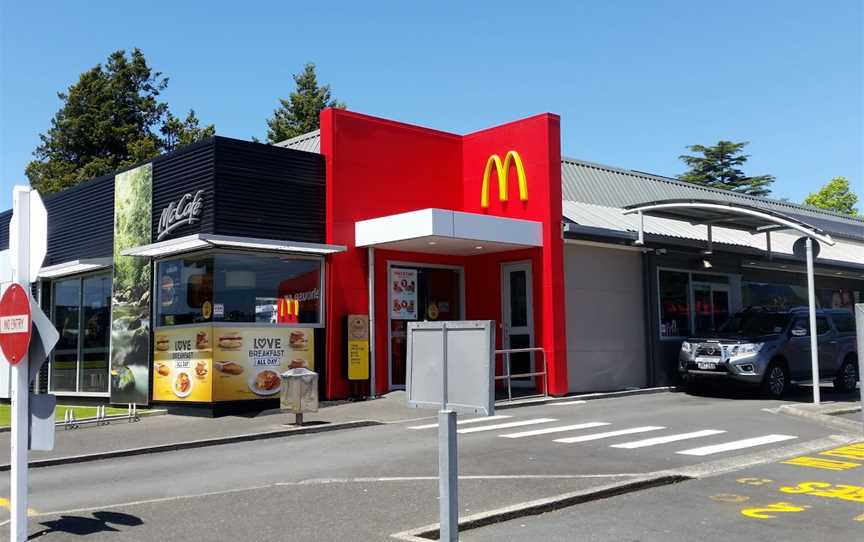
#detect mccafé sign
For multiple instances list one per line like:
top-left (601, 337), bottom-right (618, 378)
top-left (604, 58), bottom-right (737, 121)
top-left (481, 150), bottom-right (528, 208)
top-left (157, 190), bottom-right (205, 240)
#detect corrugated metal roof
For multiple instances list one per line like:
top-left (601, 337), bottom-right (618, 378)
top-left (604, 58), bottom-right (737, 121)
top-left (275, 130), bottom-right (321, 153)
top-left (562, 158), bottom-right (864, 241)
top-left (563, 200), bottom-right (864, 267)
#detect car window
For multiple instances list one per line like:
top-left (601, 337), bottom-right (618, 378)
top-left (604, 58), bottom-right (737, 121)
top-left (832, 313), bottom-right (856, 334)
top-left (791, 317), bottom-right (832, 336)
top-left (817, 317), bottom-right (831, 335)
top-left (719, 313), bottom-right (789, 335)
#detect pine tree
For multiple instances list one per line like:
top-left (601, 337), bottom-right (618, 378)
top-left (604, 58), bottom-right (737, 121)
top-left (265, 63), bottom-right (345, 143)
top-left (678, 141), bottom-right (774, 197)
top-left (26, 49), bottom-right (215, 195)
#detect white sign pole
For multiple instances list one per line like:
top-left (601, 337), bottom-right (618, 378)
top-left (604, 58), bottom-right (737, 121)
top-left (438, 325), bottom-right (458, 542)
top-left (10, 186), bottom-right (31, 542)
top-left (855, 304), bottom-right (864, 434)
top-left (805, 237), bottom-right (820, 405)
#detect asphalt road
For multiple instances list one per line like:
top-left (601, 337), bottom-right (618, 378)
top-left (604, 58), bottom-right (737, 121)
top-left (0, 388), bottom-right (859, 541)
top-left (463, 439), bottom-right (864, 542)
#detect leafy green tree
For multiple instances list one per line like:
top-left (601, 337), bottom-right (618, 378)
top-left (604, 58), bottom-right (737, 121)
top-left (161, 110), bottom-right (216, 152)
top-left (26, 49), bottom-right (214, 195)
top-left (678, 141), bottom-right (774, 197)
top-left (265, 63), bottom-right (345, 143)
top-left (803, 176), bottom-right (859, 215)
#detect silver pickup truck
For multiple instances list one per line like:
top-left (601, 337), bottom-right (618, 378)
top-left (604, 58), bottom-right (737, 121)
top-left (679, 307), bottom-right (859, 398)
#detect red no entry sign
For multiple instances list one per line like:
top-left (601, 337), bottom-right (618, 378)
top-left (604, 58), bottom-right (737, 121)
top-left (0, 284), bottom-right (32, 364)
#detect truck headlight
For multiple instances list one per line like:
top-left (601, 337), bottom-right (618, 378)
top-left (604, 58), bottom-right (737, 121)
top-left (726, 343), bottom-right (763, 359)
top-left (681, 341), bottom-right (692, 355)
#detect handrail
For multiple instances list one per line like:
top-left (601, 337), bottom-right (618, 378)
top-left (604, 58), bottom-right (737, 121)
top-left (494, 347), bottom-right (547, 403)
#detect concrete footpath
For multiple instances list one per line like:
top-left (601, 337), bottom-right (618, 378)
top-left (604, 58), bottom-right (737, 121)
top-left (0, 392), bottom-right (437, 468)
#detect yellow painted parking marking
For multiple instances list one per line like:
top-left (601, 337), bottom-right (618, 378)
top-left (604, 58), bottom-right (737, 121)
top-left (740, 502), bottom-right (809, 519)
top-left (736, 477), bottom-right (773, 486)
top-left (782, 456), bottom-right (861, 471)
top-left (819, 443), bottom-right (864, 461)
top-left (780, 481), bottom-right (864, 504)
top-left (711, 493), bottom-right (749, 503)
top-left (854, 512), bottom-right (864, 522)
top-left (0, 497), bottom-right (38, 516)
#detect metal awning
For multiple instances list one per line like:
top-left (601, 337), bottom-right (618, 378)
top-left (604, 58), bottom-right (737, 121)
top-left (121, 234), bottom-right (346, 258)
top-left (355, 208), bottom-right (543, 256)
top-left (623, 199), bottom-right (835, 246)
top-left (38, 257), bottom-right (113, 279)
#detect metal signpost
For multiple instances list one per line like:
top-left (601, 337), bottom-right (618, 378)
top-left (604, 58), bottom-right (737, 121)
top-left (5, 186), bottom-right (56, 542)
top-left (406, 320), bottom-right (496, 542)
top-left (855, 304), bottom-right (864, 432)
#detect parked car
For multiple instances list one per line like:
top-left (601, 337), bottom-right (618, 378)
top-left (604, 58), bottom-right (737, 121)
top-left (679, 307), bottom-right (859, 398)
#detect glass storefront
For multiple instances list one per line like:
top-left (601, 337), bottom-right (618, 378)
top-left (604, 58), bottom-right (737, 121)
top-left (743, 281), bottom-right (861, 312)
top-left (49, 273), bottom-right (112, 393)
top-left (389, 265), bottom-right (462, 387)
top-left (658, 270), bottom-right (731, 338)
top-left (156, 251), bottom-right (323, 327)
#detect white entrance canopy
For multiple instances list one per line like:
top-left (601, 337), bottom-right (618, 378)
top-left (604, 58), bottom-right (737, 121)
top-left (355, 208), bottom-right (543, 256)
top-left (121, 233), bottom-right (346, 258)
top-left (623, 199), bottom-right (836, 405)
top-left (38, 257), bottom-right (113, 279)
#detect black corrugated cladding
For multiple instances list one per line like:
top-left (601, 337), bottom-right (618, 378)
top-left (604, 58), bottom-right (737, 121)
top-left (213, 137), bottom-right (326, 243)
top-left (151, 138), bottom-right (216, 240)
top-left (0, 175), bottom-right (114, 264)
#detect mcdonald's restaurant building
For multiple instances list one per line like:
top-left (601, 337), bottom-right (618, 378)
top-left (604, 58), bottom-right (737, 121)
top-left (1, 108), bottom-right (863, 412)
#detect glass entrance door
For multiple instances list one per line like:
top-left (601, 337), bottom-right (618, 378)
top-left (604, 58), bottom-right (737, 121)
top-left (388, 265), bottom-right (462, 389)
top-left (501, 261), bottom-right (534, 387)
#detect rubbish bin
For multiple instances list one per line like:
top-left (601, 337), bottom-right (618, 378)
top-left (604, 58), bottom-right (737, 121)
top-left (281, 368), bottom-right (319, 425)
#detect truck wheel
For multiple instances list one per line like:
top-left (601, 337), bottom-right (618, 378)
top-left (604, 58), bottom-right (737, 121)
top-left (761, 362), bottom-right (788, 399)
top-left (833, 359), bottom-right (859, 393)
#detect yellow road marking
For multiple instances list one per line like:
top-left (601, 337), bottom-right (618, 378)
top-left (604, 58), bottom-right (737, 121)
top-left (820, 443), bottom-right (864, 461)
top-left (854, 512), bottom-right (864, 522)
top-left (740, 502), bottom-right (809, 519)
top-left (736, 477), bottom-right (773, 486)
top-left (711, 493), bottom-right (749, 503)
top-left (0, 497), bottom-right (38, 516)
top-left (780, 481), bottom-right (864, 504)
top-left (782, 456), bottom-right (861, 471)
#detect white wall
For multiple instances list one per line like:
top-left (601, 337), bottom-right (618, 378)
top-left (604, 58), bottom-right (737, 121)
top-left (564, 243), bottom-right (647, 392)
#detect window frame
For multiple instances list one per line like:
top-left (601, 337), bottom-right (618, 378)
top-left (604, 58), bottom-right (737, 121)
top-left (47, 269), bottom-right (113, 397)
top-left (152, 248), bottom-right (326, 330)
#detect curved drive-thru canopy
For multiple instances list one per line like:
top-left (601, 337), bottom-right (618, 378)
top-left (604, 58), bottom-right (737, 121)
top-left (622, 199), bottom-right (838, 405)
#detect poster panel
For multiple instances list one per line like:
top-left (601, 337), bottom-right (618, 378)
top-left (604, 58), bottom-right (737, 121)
top-left (152, 326), bottom-right (213, 402)
top-left (110, 163), bottom-right (153, 404)
top-left (390, 268), bottom-right (417, 320)
top-left (347, 314), bottom-right (369, 380)
top-left (212, 327), bottom-right (314, 401)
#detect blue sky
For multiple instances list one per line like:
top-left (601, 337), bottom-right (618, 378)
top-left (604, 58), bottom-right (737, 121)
top-left (1, 1), bottom-right (861, 211)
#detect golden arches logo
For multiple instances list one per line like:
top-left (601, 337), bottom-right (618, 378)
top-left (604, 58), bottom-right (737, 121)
top-left (480, 150), bottom-right (528, 208)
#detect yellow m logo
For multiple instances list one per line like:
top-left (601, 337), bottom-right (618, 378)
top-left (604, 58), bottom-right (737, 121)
top-left (480, 150), bottom-right (528, 208)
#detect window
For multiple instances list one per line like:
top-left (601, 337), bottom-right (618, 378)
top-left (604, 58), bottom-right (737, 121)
top-left (659, 271), bottom-right (690, 337)
top-left (50, 273), bottom-right (111, 393)
top-left (720, 313), bottom-right (790, 336)
top-left (790, 316), bottom-right (832, 336)
top-left (157, 254), bottom-right (214, 326)
top-left (155, 252), bottom-right (323, 327)
top-left (832, 313), bottom-right (856, 334)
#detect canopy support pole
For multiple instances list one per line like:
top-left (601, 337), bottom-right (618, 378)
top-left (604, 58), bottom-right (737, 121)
top-left (766, 231), bottom-right (772, 260)
top-left (805, 237), bottom-right (820, 405)
top-left (635, 211), bottom-right (644, 245)
top-left (368, 247), bottom-right (377, 398)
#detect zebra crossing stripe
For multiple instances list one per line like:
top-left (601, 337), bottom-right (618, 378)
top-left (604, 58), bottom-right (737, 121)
top-left (550, 400), bottom-right (587, 406)
top-left (457, 418), bottom-right (558, 434)
top-left (677, 434), bottom-right (798, 456)
top-left (498, 422), bottom-right (611, 439)
top-left (408, 415), bottom-right (511, 430)
top-left (611, 429), bottom-right (727, 449)
top-left (554, 426), bottom-right (665, 444)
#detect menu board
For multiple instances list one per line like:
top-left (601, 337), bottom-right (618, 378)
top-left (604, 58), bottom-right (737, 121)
top-left (212, 327), bottom-right (315, 401)
top-left (390, 268), bottom-right (418, 320)
top-left (152, 326), bottom-right (213, 402)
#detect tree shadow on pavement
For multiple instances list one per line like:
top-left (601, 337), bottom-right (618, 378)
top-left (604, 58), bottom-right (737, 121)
top-left (29, 511), bottom-right (143, 539)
